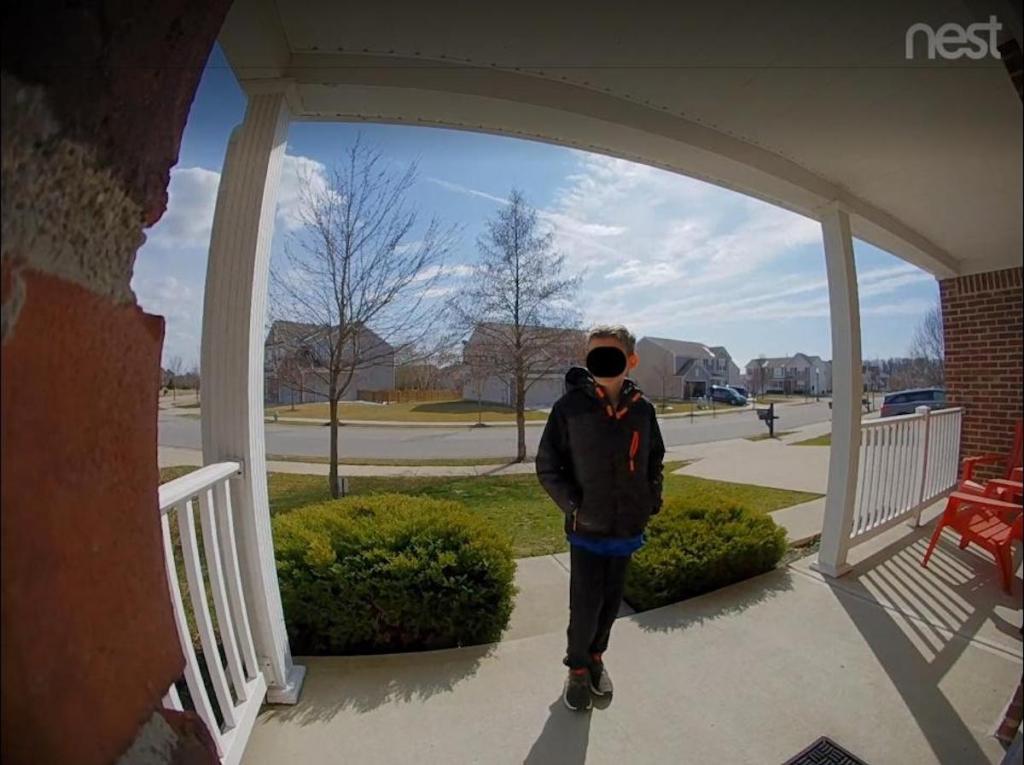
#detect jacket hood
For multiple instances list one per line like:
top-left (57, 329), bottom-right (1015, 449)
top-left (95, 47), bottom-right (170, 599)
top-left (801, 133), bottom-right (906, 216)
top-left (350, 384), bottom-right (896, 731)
top-left (565, 366), bottom-right (644, 401)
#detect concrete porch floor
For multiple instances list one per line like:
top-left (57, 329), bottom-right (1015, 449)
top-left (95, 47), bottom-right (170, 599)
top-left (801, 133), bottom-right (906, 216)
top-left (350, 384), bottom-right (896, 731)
top-left (241, 503), bottom-right (1022, 765)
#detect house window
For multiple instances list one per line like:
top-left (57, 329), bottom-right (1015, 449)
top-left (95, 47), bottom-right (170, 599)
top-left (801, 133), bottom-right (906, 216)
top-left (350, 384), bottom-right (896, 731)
top-left (773, 368), bottom-right (784, 379)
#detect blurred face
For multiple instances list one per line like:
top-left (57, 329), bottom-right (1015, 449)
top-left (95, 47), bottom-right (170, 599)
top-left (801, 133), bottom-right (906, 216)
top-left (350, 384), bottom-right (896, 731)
top-left (586, 336), bottom-right (639, 387)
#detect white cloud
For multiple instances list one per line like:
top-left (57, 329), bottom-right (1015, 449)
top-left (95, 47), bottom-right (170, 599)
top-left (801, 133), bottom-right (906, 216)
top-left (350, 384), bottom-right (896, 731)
top-left (140, 152), bottom-right (330, 254)
top-left (412, 264), bottom-right (475, 282)
top-left (132, 274), bottom-right (202, 367)
top-left (427, 178), bottom-right (508, 205)
top-left (277, 154), bottom-right (330, 230)
top-left (547, 154), bottom-right (821, 289)
top-left (144, 167), bottom-right (221, 250)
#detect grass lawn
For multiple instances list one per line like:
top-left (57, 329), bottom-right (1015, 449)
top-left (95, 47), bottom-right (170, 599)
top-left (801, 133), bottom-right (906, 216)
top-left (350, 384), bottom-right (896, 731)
top-left (160, 461), bottom-right (820, 558)
top-left (267, 454), bottom-right (523, 467)
top-left (744, 431), bottom-right (796, 442)
top-left (266, 399), bottom-right (549, 423)
top-left (792, 433), bottom-right (832, 446)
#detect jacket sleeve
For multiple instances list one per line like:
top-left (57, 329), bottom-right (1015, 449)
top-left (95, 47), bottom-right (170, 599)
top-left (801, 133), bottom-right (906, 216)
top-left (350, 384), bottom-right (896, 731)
top-left (535, 403), bottom-right (580, 515)
top-left (648, 405), bottom-right (666, 514)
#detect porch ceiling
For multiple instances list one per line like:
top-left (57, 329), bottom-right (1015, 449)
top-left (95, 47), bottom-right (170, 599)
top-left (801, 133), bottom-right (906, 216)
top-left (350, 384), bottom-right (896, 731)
top-left (219, 0), bottom-right (1023, 279)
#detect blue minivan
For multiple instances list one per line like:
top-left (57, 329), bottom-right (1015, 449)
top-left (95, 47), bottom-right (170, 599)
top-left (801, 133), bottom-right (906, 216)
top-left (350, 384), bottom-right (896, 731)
top-left (710, 385), bottom-right (748, 406)
top-left (880, 388), bottom-right (947, 417)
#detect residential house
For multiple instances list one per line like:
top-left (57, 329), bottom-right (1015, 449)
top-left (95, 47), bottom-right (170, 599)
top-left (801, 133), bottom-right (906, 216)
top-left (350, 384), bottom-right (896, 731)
top-left (745, 353), bottom-right (832, 395)
top-left (461, 322), bottom-right (587, 408)
top-left (264, 320), bottom-right (396, 405)
top-left (634, 337), bottom-right (741, 400)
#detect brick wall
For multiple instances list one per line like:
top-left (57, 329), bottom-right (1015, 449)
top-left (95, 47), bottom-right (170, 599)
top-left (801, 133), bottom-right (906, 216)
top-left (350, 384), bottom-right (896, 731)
top-left (939, 266), bottom-right (1023, 476)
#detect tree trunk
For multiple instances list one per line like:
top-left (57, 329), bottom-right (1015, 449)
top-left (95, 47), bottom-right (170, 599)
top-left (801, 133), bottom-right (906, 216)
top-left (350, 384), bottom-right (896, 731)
top-left (328, 394), bottom-right (342, 498)
top-left (515, 371), bottom-right (527, 462)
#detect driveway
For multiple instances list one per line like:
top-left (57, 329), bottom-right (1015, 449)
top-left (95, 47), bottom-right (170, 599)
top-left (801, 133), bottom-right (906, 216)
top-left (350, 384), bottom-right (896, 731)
top-left (159, 400), bottom-right (832, 460)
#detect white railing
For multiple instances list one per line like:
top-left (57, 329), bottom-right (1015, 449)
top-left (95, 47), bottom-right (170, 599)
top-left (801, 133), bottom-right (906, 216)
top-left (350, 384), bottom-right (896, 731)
top-left (159, 463), bottom-right (267, 765)
top-left (849, 406), bottom-right (963, 544)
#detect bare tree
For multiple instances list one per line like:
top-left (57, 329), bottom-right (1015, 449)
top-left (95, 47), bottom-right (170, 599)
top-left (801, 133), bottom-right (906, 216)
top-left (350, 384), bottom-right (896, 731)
top-left (449, 189), bottom-right (582, 461)
top-left (270, 138), bottom-right (458, 497)
top-left (908, 303), bottom-right (944, 386)
top-left (187, 363), bottom-right (201, 406)
top-left (166, 355), bottom-right (184, 400)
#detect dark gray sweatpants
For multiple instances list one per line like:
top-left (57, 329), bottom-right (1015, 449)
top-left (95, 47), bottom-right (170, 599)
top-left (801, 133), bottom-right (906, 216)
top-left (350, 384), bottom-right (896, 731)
top-left (565, 545), bottom-right (631, 669)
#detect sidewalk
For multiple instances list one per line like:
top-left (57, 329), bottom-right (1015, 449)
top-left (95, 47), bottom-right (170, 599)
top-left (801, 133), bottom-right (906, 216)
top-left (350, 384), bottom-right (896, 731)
top-left (168, 401), bottom-right (761, 429)
top-left (159, 447), bottom-right (538, 477)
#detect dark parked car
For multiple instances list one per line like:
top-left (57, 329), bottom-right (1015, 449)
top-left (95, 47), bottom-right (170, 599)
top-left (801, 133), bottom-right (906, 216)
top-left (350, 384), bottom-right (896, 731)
top-left (710, 385), bottom-right (748, 406)
top-left (880, 388), bottom-right (947, 417)
top-left (729, 385), bottom-right (749, 399)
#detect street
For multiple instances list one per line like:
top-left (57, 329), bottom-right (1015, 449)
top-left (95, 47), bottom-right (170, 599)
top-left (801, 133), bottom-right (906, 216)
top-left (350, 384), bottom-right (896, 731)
top-left (159, 400), bottom-right (833, 459)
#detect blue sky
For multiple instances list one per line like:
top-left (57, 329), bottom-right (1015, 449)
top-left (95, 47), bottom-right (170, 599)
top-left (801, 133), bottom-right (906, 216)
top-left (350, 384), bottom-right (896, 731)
top-left (134, 44), bottom-right (940, 371)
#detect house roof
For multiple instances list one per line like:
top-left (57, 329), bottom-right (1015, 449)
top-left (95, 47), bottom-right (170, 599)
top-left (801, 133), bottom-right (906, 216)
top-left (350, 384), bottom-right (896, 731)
top-left (464, 322), bottom-right (587, 367)
top-left (265, 320), bottom-right (393, 352)
top-left (746, 356), bottom-right (791, 369)
top-left (642, 337), bottom-right (716, 361)
top-left (746, 353), bottom-right (832, 369)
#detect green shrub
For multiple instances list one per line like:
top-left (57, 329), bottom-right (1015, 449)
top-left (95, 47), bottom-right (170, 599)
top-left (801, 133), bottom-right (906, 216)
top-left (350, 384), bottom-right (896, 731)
top-left (624, 503), bottom-right (787, 611)
top-left (273, 493), bottom-right (516, 654)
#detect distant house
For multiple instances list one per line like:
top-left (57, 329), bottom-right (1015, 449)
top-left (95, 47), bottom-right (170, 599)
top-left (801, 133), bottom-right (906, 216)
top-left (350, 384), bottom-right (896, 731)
top-left (744, 353), bottom-right (832, 395)
top-left (264, 320), bottom-right (396, 405)
top-left (633, 337), bottom-right (742, 400)
top-left (461, 322), bottom-right (587, 408)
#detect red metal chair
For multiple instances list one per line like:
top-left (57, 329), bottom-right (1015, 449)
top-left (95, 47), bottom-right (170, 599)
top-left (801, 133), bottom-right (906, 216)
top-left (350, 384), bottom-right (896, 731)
top-left (921, 490), bottom-right (1023, 593)
top-left (959, 420), bottom-right (1023, 496)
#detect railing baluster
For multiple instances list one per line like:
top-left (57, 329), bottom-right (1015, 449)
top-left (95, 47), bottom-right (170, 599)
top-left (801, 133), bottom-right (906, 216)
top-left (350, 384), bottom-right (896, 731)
top-left (215, 478), bottom-right (260, 682)
top-left (161, 512), bottom-right (224, 755)
top-left (863, 427), bottom-right (880, 534)
top-left (178, 498), bottom-right (239, 731)
top-left (878, 424), bottom-right (893, 527)
top-left (199, 487), bottom-right (248, 705)
top-left (900, 421), bottom-right (914, 513)
top-left (853, 429), bottom-right (866, 535)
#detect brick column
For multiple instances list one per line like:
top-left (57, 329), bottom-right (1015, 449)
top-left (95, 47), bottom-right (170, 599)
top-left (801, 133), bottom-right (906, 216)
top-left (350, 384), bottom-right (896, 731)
top-left (2, 3), bottom-right (230, 764)
top-left (939, 266), bottom-right (1023, 475)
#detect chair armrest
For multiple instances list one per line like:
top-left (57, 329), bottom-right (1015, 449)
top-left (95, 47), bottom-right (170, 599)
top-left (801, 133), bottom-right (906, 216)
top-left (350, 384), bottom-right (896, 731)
top-left (948, 492), bottom-right (1022, 511)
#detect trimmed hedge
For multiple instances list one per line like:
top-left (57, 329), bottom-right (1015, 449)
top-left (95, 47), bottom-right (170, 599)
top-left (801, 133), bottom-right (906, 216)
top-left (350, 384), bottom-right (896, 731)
top-left (624, 503), bottom-right (787, 612)
top-left (273, 493), bottom-right (516, 654)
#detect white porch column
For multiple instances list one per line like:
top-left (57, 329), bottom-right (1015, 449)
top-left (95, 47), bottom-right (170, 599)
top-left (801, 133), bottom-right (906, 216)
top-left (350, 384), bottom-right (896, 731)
top-left (201, 89), bottom-right (305, 703)
top-left (814, 204), bottom-right (863, 578)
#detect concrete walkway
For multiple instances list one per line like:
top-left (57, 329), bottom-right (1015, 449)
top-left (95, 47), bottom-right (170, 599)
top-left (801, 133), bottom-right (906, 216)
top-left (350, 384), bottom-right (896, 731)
top-left (242, 504), bottom-right (1022, 765)
top-left (181, 401), bottom-right (759, 429)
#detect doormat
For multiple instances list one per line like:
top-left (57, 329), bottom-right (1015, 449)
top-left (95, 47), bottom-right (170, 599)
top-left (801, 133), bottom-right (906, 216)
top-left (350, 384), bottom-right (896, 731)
top-left (783, 737), bottom-right (869, 765)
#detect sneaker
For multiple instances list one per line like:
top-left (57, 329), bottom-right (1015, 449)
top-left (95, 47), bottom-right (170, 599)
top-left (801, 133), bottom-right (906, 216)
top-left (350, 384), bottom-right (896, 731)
top-left (563, 668), bottom-right (593, 711)
top-left (589, 654), bottom-right (613, 696)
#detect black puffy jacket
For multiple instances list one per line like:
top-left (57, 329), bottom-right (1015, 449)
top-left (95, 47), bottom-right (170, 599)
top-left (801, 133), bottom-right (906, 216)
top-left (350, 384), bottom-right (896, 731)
top-left (536, 367), bottom-right (666, 539)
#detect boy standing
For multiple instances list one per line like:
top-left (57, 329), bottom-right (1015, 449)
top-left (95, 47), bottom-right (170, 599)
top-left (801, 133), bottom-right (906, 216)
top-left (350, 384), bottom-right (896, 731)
top-left (536, 325), bottom-right (666, 711)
